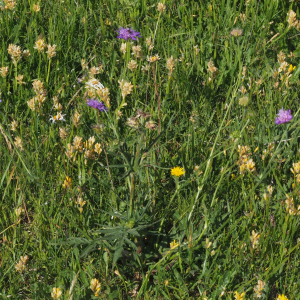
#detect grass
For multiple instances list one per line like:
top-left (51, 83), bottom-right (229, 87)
top-left (0, 0), bottom-right (300, 299)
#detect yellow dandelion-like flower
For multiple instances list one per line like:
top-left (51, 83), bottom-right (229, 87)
top-left (170, 240), bottom-right (179, 250)
top-left (289, 64), bottom-right (296, 73)
top-left (234, 291), bottom-right (245, 300)
top-left (277, 295), bottom-right (289, 300)
top-left (62, 176), bottom-right (72, 189)
top-left (171, 166), bottom-right (185, 177)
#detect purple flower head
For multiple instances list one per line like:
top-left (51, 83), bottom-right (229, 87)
top-left (116, 27), bottom-right (142, 41)
top-left (87, 99), bottom-right (108, 112)
top-left (275, 108), bottom-right (293, 125)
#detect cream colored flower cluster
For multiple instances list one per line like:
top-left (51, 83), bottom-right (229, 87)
top-left (3, 0), bottom-right (17, 10)
top-left (250, 230), bottom-right (260, 249)
top-left (65, 136), bottom-right (102, 164)
top-left (15, 255), bottom-right (29, 273)
top-left (7, 44), bottom-right (31, 66)
top-left (33, 38), bottom-right (56, 59)
top-left (287, 10), bottom-right (300, 29)
top-left (291, 161), bottom-right (300, 184)
top-left (27, 80), bottom-right (46, 111)
top-left (253, 280), bottom-right (266, 298)
top-left (237, 145), bottom-right (256, 175)
top-left (83, 62), bottom-right (111, 107)
top-left (285, 194), bottom-right (300, 216)
top-left (166, 55), bottom-right (176, 76)
top-left (207, 60), bottom-right (218, 82)
top-left (118, 79), bottom-right (134, 99)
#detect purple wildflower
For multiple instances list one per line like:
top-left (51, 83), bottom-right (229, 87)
top-left (275, 108), bottom-right (293, 125)
top-left (116, 27), bottom-right (142, 41)
top-left (87, 99), bottom-right (108, 112)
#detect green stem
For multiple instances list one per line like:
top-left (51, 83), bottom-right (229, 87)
top-left (46, 59), bottom-right (51, 83)
top-left (14, 63), bottom-right (18, 92)
top-left (38, 53), bottom-right (41, 78)
top-left (129, 173), bottom-right (135, 218)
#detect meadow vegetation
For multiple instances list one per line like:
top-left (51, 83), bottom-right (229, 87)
top-left (1, 0), bottom-right (300, 299)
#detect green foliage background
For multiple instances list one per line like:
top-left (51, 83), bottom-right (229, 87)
top-left (1, 0), bottom-right (300, 299)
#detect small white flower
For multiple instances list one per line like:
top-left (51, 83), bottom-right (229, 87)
top-left (86, 78), bottom-right (104, 90)
top-left (50, 112), bottom-right (66, 123)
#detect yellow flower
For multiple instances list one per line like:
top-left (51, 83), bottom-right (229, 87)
top-left (62, 176), bottom-right (72, 189)
top-left (34, 38), bottom-right (46, 53)
top-left (277, 295), bottom-right (289, 300)
top-left (288, 64), bottom-right (296, 72)
top-left (33, 4), bottom-right (40, 12)
top-left (51, 287), bottom-right (62, 299)
top-left (171, 166), bottom-right (185, 177)
top-left (234, 291), bottom-right (245, 300)
top-left (90, 278), bottom-right (101, 296)
top-left (170, 240), bottom-right (179, 249)
top-left (250, 230), bottom-right (260, 249)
